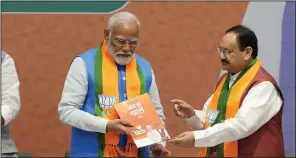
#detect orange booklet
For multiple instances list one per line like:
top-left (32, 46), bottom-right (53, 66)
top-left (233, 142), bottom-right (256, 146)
top-left (114, 93), bottom-right (170, 148)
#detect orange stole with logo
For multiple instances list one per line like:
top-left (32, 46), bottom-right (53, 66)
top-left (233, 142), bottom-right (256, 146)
top-left (94, 40), bottom-right (146, 157)
top-left (197, 59), bottom-right (261, 157)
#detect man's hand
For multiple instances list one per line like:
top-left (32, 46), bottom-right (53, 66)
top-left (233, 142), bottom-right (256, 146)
top-left (150, 144), bottom-right (171, 157)
top-left (169, 131), bottom-right (195, 148)
top-left (106, 119), bottom-right (133, 134)
top-left (171, 99), bottom-right (195, 118)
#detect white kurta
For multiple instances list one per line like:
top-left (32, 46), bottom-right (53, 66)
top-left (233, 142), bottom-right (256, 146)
top-left (185, 72), bottom-right (283, 147)
top-left (1, 53), bottom-right (21, 126)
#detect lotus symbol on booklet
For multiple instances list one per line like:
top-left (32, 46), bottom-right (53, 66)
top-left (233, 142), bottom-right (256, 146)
top-left (136, 125), bottom-right (142, 131)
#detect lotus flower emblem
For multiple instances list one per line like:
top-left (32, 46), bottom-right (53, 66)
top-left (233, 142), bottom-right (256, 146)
top-left (99, 95), bottom-right (116, 116)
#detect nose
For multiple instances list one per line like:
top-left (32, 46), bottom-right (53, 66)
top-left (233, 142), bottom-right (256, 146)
top-left (122, 43), bottom-right (131, 52)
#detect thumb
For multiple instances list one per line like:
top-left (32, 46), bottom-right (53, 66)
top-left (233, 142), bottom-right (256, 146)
top-left (174, 103), bottom-right (181, 111)
top-left (169, 132), bottom-right (188, 145)
top-left (169, 137), bottom-right (183, 145)
top-left (118, 120), bottom-right (134, 127)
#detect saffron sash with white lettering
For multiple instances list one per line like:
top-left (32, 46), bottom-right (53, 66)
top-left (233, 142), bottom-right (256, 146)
top-left (197, 59), bottom-right (260, 157)
top-left (94, 40), bottom-right (146, 157)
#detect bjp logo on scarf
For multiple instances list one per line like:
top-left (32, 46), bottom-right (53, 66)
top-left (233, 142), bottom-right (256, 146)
top-left (99, 95), bottom-right (116, 116)
top-left (206, 109), bottom-right (220, 125)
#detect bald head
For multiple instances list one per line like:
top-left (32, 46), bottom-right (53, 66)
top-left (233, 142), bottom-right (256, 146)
top-left (104, 12), bottom-right (140, 65)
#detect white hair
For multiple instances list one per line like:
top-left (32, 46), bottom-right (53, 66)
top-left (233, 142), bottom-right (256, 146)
top-left (146, 125), bottom-right (152, 130)
top-left (107, 12), bottom-right (140, 31)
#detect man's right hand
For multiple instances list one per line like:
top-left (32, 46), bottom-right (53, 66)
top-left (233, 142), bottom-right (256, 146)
top-left (106, 119), bottom-right (134, 134)
top-left (171, 99), bottom-right (195, 118)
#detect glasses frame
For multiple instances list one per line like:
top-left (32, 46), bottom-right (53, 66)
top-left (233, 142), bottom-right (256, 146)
top-left (216, 47), bottom-right (234, 56)
top-left (113, 37), bottom-right (138, 48)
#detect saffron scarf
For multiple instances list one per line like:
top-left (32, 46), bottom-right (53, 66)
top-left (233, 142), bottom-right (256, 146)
top-left (94, 40), bottom-right (146, 157)
top-left (197, 59), bottom-right (260, 157)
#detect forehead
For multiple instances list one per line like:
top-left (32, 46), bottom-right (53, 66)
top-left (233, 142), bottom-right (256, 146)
top-left (219, 32), bottom-right (238, 49)
top-left (111, 22), bottom-right (139, 39)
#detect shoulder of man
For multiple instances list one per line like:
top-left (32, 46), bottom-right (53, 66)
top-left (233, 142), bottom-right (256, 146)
top-left (135, 53), bottom-right (152, 68)
top-left (1, 50), bottom-right (7, 63)
top-left (251, 66), bottom-right (284, 100)
top-left (78, 48), bottom-right (98, 58)
top-left (70, 48), bottom-right (99, 66)
top-left (1, 50), bottom-right (15, 65)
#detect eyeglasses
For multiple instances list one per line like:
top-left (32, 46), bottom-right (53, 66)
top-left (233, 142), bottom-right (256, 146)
top-left (114, 38), bottom-right (138, 48)
top-left (216, 47), bottom-right (234, 56)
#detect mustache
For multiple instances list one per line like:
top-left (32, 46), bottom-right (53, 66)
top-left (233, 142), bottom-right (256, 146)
top-left (221, 59), bottom-right (229, 64)
top-left (117, 53), bottom-right (133, 56)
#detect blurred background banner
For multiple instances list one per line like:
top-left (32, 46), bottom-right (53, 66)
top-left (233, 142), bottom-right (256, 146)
top-left (1, 1), bottom-right (128, 13)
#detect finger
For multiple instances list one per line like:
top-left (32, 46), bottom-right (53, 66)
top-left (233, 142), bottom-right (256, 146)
top-left (173, 103), bottom-right (178, 110)
top-left (178, 111), bottom-right (186, 118)
top-left (173, 105), bottom-right (182, 117)
top-left (174, 104), bottom-right (182, 111)
top-left (152, 150), bottom-right (162, 157)
top-left (155, 148), bottom-right (170, 156)
top-left (170, 137), bottom-right (189, 148)
top-left (153, 149), bottom-right (169, 157)
top-left (168, 137), bottom-right (182, 145)
top-left (170, 99), bottom-right (184, 104)
top-left (118, 126), bottom-right (129, 135)
top-left (175, 132), bottom-right (187, 139)
top-left (150, 144), bottom-right (162, 151)
top-left (158, 148), bottom-right (171, 157)
top-left (175, 111), bottom-right (185, 118)
top-left (173, 103), bottom-right (180, 107)
top-left (162, 137), bottom-right (169, 141)
top-left (119, 120), bottom-right (134, 127)
top-left (166, 150), bottom-right (172, 156)
top-left (174, 104), bottom-right (186, 117)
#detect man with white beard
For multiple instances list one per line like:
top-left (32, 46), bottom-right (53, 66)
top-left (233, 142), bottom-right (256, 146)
top-left (58, 12), bottom-right (170, 157)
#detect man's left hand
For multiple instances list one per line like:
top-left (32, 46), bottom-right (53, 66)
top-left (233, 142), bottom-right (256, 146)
top-left (169, 131), bottom-right (195, 148)
top-left (150, 144), bottom-right (171, 157)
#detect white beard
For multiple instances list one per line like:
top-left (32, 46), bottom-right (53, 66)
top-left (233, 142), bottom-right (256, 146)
top-left (107, 39), bottom-right (133, 65)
